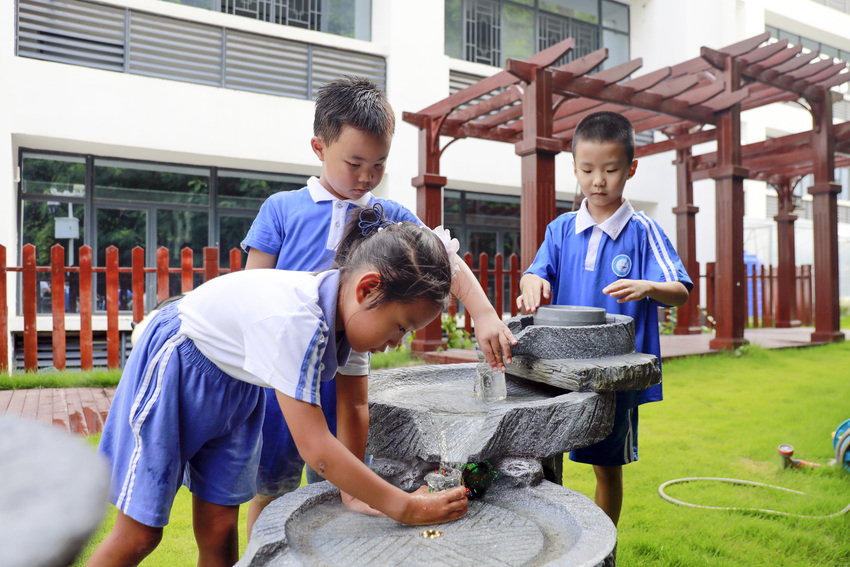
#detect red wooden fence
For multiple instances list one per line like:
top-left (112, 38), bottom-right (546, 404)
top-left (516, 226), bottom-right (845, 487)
top-left (0, 244), bottom-right (814, 373)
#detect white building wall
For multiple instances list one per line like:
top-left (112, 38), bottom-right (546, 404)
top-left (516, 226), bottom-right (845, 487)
top-left (2, 0), bottom-right (850, 366)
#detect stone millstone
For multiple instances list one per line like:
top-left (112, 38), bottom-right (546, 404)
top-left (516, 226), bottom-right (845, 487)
top-left (0, 415), bottom-right (109, 567)
top-left (238, 481), bottom-right (616, 567)
top-left (508, 352), bottom-right (661, 392)
top-left (367, 364), bottom-right (614, 463)
top-left (505, 314), bottom-right (637, 359)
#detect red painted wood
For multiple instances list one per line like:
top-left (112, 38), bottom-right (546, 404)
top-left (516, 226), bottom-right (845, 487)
top-left (463, 253), bottom-right (473, 337)
top-left (204, 247), bottom-right (218, 283)
top-left (157, 247), bottom-right (170, 304)
top-left (181, 248), bottom-right (194, 293)
top-left (230, 248), bottom-right (242, 273)
top-left (106, 246), bottom-right (119, 369)
top-left (79, 246), bottom-right (93, 371)
top-left (22, 244), bottom-right (38, 372)
top-left (494, 253), bottom-right (504, 319)
top-left (0, 244), bottom-right (7, 373)
top-left (132, 247), bottom-right (145, 323)
top-left (50, 245), bottom-right (66, 370)
top-left (510, 254), bottom-right (519, 317)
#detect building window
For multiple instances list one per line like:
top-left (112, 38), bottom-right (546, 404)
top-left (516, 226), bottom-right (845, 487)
top-left (216, 0), bottom-right (371, 40)
top-left (18, 151), bottom-right (307, 314)
top-left (446, 0), bottom-right (629, 69)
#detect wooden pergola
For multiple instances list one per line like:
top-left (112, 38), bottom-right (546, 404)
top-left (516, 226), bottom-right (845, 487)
top-left (404, 32), bottom-right (849, 351)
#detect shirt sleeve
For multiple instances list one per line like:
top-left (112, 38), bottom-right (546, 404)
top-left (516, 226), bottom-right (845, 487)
top-left (636, 214), bottom-right (694, 300)
top-left (241, 192), bottom-right (286, 255)
top-left (524, 220), bottom-right (563, 285)
top-left (242, 309), bottom-right (329, 406)
top-left (377, 198), bottom-right (423, 225)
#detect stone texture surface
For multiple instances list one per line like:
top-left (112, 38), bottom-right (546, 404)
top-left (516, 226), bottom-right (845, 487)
top-left (238, 481), bottom-right (616, 567)
top-left (367, 364), bottom-right (615, 464)
top-left (508, 352), bottom-right (660, 392)
top-left (0, 414), bottom-right (109, 567)
top-left (506, 314), bottom-right (637, 359)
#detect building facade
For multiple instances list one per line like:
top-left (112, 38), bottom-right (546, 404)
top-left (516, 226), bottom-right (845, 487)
top-left (2, 0), bottom-right (849, 367)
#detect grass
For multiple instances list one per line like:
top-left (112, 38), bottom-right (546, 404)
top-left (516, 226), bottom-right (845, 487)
top-left (17, 340), bottom-right (850, 566)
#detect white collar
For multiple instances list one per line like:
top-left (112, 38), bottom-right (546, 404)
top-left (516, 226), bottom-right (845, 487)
top-left (575, 198), bottom-right (634, 240)
top-left (307, 176), bottom-right (372, 207)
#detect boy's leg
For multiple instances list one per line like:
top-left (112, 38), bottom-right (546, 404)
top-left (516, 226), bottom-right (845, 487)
top-left (247, 493), bottom-right (276, 539)
top-left (592, 465), bottom-right (624, 526)
top-left (193, 495), bottom-right (240, 567)
top-left (86, 510), bottom-right (163, 566)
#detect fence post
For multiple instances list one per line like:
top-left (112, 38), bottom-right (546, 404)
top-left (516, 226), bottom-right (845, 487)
top-left (705, 262), bottom-right (715, 329)
top-left (510, 254), bottom-right (519, 317)
top-left (22, 244), bottom-right (38, 372)
top-left (132, 247), bottom-right (145, 323)
top-left (50, 244), bottom-right (66, 371)
top-left (157, 247), bottom-right (170, 303)
top-left (761, 264), bottom-right (771, 328)
top-left (79, 246), bottom-right (93, 371)
top-left (181, 248), bottom-right (194, 293)
top-left (204, 247), bottom-right (218, 282)
top-left (463, 253), bottom-right (473, 336)
top-left (494, 253), bottom-right (504, 319)
top-left (0, 244), bottom-right (7, 373)
top-left (106, 246), bottom-right (120, 369)
top-left (229, 248), bottom-right (242, 273)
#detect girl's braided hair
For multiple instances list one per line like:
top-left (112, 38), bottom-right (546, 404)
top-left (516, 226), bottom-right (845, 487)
top-left (334, 206), bottom-right (452, 310)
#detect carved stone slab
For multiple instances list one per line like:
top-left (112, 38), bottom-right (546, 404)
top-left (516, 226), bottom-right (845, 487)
top-left (367, 364), bottom-right (614, 464)
top-left (507, 352), bottom-right (661, 392)
top-left (505, 314), bottom-right (637, 359)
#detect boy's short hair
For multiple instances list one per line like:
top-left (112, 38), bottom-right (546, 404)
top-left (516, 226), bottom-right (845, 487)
top-left (313, 76), bottom-right (395, 145)
top-left (572, 111), bottom-right (636, 163)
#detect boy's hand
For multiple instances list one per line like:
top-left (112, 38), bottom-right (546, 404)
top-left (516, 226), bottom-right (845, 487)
top-left (474, 312), bottom-right (516, 372)
top-left (341, 491), bottom-right (386, 517)
top-left (603, 279), bottom-right (652, 303)
top-left (517, 273), bottom-right (550, 314)
top-left (399, 486), bottom-right (468, 525)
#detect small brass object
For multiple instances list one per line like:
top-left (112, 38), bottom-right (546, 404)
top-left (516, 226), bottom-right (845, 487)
top-left (420, 529), bottom-right (442, 539)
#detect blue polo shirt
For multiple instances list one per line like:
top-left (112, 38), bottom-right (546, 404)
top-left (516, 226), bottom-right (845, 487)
top-left (525, 199), bottom-right (693, 407)
top-left (241, 176), bottom-right (421, 271)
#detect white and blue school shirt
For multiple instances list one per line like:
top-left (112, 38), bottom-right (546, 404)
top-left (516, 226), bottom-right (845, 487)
top-left (525, 199), bottom-right (693, 408)
top-left (177, 269), bottom-right (351, 405)
top-left (241, 176), bottom-right (421, 272)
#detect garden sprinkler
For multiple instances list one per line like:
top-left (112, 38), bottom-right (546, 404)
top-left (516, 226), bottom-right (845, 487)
top-left (833, 418), bottom-right (850, 472)
top-left (777, 444), bottom-right (820, 469)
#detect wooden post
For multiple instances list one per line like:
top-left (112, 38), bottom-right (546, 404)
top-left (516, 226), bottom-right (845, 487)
top-left (204, 247), bottom-right (218, 282)
top-left (50, 245), bottom-right (66, 371)
top-left (673, 147), bottom-right (702, 334)
top-left (773, 179), bottom-right (799, 327)
top-left (510, 254), bottom-right (519, 317)
top-left (132, 247), bottom-right (145, 323)
top-left (807, 94), bottom-right (843, 343)
top-left (709, 54), bottom-right (748, 351)
top-left (494, 253), bottom-right (504, 319)
top-left (157, 247), bottom-right (169, 304)
top-left (517, 66), bottom-right (558, 271)
top-left (22, 244), bottom-right (38, 372)
top-left (463, 253), bottom-right (473, 337)
top-left (106, 246), bottom-right (119, 369)
top-left (0, 245), bottom-right (8, 374)
top-left (181, 248), bottom-right (194, 293)
top-left (229, 248), bottom-right (242, 273)
top-left (79, 246), bottom-right (93, 371)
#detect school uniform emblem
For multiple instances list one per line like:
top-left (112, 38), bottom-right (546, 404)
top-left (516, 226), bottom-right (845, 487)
top-left (612, 254), bottom-right (632, 277)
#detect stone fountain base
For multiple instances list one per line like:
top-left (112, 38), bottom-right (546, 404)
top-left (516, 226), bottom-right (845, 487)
top-left (238, 479), bottom-right (616, 567)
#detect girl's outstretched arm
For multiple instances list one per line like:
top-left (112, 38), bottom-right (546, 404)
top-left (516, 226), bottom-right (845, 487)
top-left (275, 391), bottom-right (468, 525)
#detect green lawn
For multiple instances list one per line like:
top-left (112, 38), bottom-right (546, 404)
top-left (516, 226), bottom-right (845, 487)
top-left (38, 341), bottom-right (850, 566)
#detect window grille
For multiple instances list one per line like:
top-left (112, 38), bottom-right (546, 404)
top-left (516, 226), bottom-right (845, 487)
top-left (16, 0), bottom-right (385, 98)
top-left (465, 0), bottom-right (501, 66)
top-left (222, 0), bottom-right (321, 29)
top-left (537, 13), bottom-right (599, 67)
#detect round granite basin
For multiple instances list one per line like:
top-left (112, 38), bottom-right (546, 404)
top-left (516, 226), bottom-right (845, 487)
top-left (238, 482), bottom-right (616, 567)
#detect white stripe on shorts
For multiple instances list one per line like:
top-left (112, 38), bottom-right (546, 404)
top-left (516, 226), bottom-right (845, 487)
top-left (116, 333), bottom-right (188, 511)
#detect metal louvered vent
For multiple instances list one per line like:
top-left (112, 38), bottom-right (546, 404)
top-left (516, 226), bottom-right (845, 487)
top-left (16, 0), bottom-right (126, 72)
top-left (16, 0), bottom-right (386, 100)
top-left (129, 12), bottom-right (223, 86)
top-left (225, 30), bottom-right (309, 97)
top-left (310, 45), bottom-right (386, 97)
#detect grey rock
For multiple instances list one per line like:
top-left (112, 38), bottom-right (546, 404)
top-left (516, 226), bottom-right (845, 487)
top-left (508, 352), bottom-right (661, 392)
top-left (508, 314), bottom-right (638, 359)
top-left (0, 415), bottom-right (109, 567)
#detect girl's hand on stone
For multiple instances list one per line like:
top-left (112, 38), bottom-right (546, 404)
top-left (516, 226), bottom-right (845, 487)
top-left (401, 486), bottom-right (468, 525)
top-left (341, 490), bottom-right (386, 517)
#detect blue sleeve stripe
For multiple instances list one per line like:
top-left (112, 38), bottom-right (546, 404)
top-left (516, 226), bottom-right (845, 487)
top-left (295, 322), bottom-right (327, 404)
top-left (634, 212), bottom-right (676, 282)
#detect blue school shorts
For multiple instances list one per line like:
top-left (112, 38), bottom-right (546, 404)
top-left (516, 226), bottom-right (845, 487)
top-left (98, 303), bottom-right (265, 527)
top-left (570, 401), bottom-right (639, 466)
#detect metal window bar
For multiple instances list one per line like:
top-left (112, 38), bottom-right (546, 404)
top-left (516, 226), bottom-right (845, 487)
top-left (465, 0), bottom-right (501, 66)
top-left (221, 0), bottom-right (321, 29)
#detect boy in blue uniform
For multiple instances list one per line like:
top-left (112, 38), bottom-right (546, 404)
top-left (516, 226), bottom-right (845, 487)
top-left (242, 77), bottom-right (515, 533)
top-left (517, 111), bottom-right (692, 526)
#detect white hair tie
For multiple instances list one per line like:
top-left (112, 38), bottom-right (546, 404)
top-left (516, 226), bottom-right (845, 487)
top-left (431, 225), bottom-right (460, 276)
